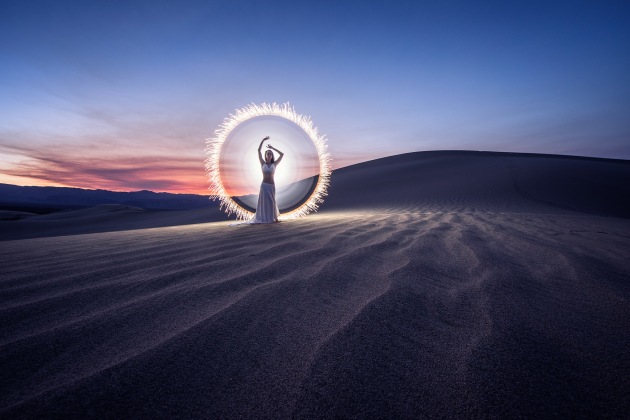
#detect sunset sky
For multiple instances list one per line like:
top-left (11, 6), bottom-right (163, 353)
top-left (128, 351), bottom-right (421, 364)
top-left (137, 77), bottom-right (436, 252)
top-left (1, 0), bottom-right (628, 195)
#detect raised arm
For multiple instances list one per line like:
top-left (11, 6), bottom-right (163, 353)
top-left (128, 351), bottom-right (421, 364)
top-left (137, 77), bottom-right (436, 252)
top-left (267, 145), bottom-right (285, 166)
top-left (258, 136), bottom-right (269, 165)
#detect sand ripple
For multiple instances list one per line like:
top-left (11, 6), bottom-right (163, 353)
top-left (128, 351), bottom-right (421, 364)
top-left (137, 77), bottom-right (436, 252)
top-left (1, 209), bottom-right (629, 418)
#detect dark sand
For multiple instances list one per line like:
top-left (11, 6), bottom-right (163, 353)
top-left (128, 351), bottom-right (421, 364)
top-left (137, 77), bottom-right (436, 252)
top-left (1, 151), bottom-right (629, 418)
top-left (0, 204), bottom-right (228, 241)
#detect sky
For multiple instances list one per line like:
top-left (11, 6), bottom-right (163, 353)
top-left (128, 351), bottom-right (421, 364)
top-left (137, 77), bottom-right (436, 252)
top-left (0, 0), bottom-right (628, 195)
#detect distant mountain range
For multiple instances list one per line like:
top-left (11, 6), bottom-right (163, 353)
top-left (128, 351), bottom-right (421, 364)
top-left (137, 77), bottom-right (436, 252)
top-left (0, 183), bottom-right (215, 212)
top-left (0, 173), bottom-right (319, 214)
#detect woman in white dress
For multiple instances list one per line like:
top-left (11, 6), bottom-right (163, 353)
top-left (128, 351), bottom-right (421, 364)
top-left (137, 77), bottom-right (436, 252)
top-left (251, 136), bottom-right (284, 223)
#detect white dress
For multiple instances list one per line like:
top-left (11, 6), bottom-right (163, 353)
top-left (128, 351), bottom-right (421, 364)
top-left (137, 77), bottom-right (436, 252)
top-left (251, 163), bottom-right (280, 223)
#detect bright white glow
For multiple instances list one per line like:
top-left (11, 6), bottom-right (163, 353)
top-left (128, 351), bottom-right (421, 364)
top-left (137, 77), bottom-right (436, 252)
top-left (205, 103), bottom-right (332, 220)
top-left (218, 116), bottom-right (319, 197)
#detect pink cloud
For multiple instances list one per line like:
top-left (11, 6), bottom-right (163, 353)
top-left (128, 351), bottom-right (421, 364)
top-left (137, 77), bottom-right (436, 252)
top-left (0, 143), bottom-right (210, 195)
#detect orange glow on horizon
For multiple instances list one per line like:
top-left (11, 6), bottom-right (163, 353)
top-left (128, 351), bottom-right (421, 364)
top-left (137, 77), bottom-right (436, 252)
top-left (1, 156), bottom-right (365, 196)
top-left (0, 171), bottom-right (213, 196)
top-left (0, 139), bottom-right (366, 197)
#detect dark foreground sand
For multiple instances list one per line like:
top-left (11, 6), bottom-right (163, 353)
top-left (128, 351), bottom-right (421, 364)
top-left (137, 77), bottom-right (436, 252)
top-left (1, 151), bottom-right (629, 418)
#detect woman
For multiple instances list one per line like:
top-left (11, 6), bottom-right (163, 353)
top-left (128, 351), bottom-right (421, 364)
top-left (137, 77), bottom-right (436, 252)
top-left (251, 136), bottom-right (284, 223)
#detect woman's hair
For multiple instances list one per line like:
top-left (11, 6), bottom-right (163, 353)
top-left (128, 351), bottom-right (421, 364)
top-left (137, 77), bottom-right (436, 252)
top-left (265, 149), bottom-right (275, 163)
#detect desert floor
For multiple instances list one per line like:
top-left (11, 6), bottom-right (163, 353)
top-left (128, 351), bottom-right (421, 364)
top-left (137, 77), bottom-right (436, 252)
top-left (2, 151), bottom-right (629, 418)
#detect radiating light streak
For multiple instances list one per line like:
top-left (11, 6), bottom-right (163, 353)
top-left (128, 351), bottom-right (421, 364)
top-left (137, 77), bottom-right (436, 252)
top-left (205, 102), bottom-right (332, 220)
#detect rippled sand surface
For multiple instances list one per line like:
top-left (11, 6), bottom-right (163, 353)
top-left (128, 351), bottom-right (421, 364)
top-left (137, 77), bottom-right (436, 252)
top-left (1, 152), bottom-right (629, 417)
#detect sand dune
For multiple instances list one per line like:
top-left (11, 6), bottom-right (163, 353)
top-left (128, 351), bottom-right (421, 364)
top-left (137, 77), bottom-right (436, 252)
top-left (1, 151), bottom-right (629, 418)
top-left (0, 204), bottom-right (228, 241)
top-left (0, 210), bottom-right (37, 221)
top-left (3, 151), bottom-right (629, 242)
top-left (322, 151), bottom-right (630, 217)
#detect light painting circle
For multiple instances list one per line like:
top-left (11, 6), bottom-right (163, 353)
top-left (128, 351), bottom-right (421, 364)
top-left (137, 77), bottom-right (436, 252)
top-left (205, 103), bottom-right (332, 220)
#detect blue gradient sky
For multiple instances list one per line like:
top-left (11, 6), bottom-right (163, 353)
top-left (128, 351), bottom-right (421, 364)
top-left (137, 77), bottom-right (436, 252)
top-left (1, 0), bottom-right (628, 194)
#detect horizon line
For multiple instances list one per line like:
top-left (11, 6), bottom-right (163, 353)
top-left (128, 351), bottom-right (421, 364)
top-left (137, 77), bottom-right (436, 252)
top-left (2, 149), bottom-right (628, 195)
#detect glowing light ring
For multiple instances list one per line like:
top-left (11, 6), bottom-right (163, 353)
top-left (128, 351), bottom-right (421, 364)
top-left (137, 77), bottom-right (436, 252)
top-left (205, 102), bottom-right (332, 220)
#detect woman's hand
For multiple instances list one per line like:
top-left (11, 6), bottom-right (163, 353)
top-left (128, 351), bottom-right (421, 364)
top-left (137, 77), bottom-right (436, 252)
top-left (259, 136), bottom-right (270, 152)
